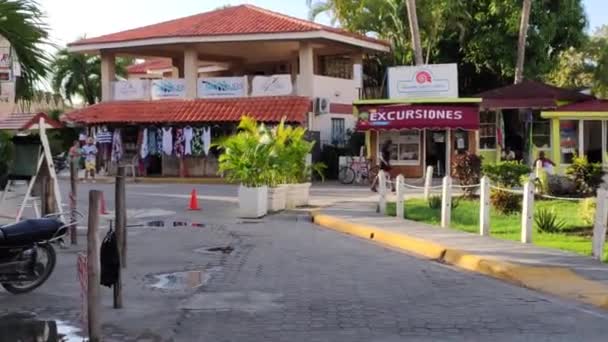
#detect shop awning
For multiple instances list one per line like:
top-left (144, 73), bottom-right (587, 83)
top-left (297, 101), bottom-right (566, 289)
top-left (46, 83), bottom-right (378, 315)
top-left (355, 103), bottom-right (480, 131)
top-left (62, 96), bottom-right (310, 125)
top-left (0, 112), bottom-right (63, 131)
top-left (542, 100), bottom-right (608, 118)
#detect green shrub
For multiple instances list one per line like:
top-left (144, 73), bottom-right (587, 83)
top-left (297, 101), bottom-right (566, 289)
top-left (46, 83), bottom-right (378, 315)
top-left (451, 153), bottom-right (482, 198)
top-left (535, 208), bottom-right (566, 233)
top-left (565, 155), bottom-right (604, 196)
top-left (490, 189), bottom-right (521, 214)
top-left (483, 161), bottom-right (531, 188)
top-left (580, 198), bottom-right (596, 226)
top-left (428, 195), bottom-right (441, 209)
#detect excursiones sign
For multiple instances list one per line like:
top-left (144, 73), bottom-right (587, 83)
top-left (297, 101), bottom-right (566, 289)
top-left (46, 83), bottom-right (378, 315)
top-left (356, 104), bottom-right (479, 130)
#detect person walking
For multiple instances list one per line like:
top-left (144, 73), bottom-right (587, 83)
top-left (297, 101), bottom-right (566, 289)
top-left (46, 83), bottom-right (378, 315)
top-left (371, 139), bottom-right (392, 192)
top-left (82, 137), bottom-right (98, 182)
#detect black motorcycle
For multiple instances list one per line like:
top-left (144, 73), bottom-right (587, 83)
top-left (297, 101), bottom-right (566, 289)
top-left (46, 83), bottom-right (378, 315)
top-left (0, 211), bottom-right (81, 294)
top-left (52, 152), bottom-right (68, 174)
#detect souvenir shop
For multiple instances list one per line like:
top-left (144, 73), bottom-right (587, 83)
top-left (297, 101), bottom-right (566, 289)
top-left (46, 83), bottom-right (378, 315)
top-left (84, 124), bottom-right (231, 177)
top-left (354, 98), bottom-right (482, 178)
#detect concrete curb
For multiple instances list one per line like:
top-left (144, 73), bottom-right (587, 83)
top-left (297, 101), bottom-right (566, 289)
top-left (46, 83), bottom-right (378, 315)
top-left (312, 213), bottom-right (608, 310)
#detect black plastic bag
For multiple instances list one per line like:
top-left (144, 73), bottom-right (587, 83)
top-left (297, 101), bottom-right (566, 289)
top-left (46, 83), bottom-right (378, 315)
top-left (100, 228), bottom-right (120, 287)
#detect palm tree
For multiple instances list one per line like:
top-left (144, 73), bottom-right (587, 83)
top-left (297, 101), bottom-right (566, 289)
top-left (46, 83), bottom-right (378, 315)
top-left (0, 0), bottom-right (50, 101)
top-left (51, 48), bottom-right (131, 105)
top-left (405, 0), bottom-right (423, 66)
top-left (514, 0), bottom-right (532, 84)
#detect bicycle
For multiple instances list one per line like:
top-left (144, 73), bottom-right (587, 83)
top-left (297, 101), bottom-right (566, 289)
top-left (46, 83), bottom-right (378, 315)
top-left (338, 156), bottom-right (379, 185)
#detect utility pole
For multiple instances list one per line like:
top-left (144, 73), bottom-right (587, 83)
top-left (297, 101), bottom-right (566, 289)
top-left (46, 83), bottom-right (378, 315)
top-left (405, 0), bottom-right (424, 66)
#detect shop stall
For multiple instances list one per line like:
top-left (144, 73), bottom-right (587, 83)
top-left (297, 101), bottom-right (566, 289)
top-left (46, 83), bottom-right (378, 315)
top-left (541, 100), bottom-right (608, 173)
top-left (354, 98), bottom-right (481, 178)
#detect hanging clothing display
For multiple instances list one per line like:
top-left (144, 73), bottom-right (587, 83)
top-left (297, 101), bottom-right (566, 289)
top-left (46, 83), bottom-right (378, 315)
top-left (140, 128), bottom-right (149, 159)
top-left (184, 126), bottom-right (193, 156)
top-left (203, 126), bottom-right (212, 156)
top-left (96, 128), bottom-right (113, 144)
top-left (191, 127), bottom-right (204, 156)
top-left (162, 127), bottom-right (173, 156)
top-left (147, 128), bottom-right (158, 156)
top-left (111, 128), bottom-right (123, 162)
top-left (174, 127), bottom-right (185, 157)
top-left (156, 128), bottom-right (163, 156)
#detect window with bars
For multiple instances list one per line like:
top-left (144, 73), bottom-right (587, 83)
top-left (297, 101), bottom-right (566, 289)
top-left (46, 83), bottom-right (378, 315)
top-left (479, 111), bottom-right (497, 150)
top-left (331, 118), bottom-right (346, 146)
top-left (320, 55), bottom-right (352, 79)
top-left (531, 112), bottom-right (551, 149)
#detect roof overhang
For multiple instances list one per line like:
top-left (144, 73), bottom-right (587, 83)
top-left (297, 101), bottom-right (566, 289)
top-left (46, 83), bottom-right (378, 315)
top-left (541, 111), bottom-right (608, 119)
top-left (354, 98), bottom-right (482, 106)
top-left (68, 31), bottom-right (390, 55)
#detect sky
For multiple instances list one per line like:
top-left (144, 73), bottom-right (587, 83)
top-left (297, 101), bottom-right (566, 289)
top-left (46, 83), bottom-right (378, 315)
top-left (38, 0), bottom-right (607, 50)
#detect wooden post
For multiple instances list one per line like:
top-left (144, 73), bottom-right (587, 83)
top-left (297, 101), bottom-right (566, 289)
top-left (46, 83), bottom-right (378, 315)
top-left (87, 191), bottom-right (102, 342)
top-left (424, 166), bottom-right (433, 200)
top-left (441, 176), bottom-right (452, 228)
top-left (70, 159), bottom-right (78, 245)
top-left (378, 170), bottom-right (387, 214)
top-left (479, 176), bottom-right (490, 236)
top-left (395, 174), bottom-right (405, 219)
top-left (521, 180), bottom-right (535, 244)
top-left (592, 189), bottom-right (608, 261)
top-left (115, 166), bottom-right (127, 268)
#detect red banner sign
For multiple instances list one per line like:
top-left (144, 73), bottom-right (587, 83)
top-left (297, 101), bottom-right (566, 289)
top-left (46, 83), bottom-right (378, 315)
top-left (356, 104), bottom-right (479, 130)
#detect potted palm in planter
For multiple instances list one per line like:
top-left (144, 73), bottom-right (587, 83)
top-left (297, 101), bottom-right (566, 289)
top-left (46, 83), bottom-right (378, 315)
top-left (217, 117), bottom-right (271, 218)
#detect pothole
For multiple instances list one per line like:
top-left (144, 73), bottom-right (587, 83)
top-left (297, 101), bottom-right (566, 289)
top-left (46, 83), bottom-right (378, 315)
top-left (194, 246), bottom-right (234, 255)
top-left (145, 267), bottom-right (220, 291)
top-left (0, 313), bottom-right (83, 341)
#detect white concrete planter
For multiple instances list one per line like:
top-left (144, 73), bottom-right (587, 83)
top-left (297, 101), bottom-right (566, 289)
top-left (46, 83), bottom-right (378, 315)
top-left (267, 185), bottom-right (287, 212)
top-left (285, 182), bottom-right (312, 209)
top-left (238, 185), bottom-right (268, 218)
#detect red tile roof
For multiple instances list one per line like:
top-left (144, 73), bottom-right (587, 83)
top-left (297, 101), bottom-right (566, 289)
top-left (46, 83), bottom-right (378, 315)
top-left (127, 58), bottom-right (173, 74)
top-left (477, 80), bottom-right (593, 109)
top-left (0, 112), bottom-right (63, 130)
top-left (69, 4), bottom-right (388, 48)
top-left (551, 99), bottom-right (608, 112)
top-left (62, 97), bottom-right (310, 124)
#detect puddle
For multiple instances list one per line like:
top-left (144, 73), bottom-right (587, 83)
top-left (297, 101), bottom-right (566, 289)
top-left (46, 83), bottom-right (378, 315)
top-left (140, 220), bottom-right (206, 229)
top-left (146, 268), bottom-right (220, 291)
top-left (194, 246), bottom-right (234, 255)
top-left (0, 313), bottom-right (83, 341)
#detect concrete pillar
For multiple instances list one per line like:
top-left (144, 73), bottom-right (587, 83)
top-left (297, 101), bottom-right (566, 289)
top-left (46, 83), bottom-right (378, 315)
top-left (100, 51), bottom-right (115, 102)
top-left (172, 57), bottom-right (185, 78)
top-left (184, 48), bottom-right (198, 99)
top-left (298, 42), bottom-right (314, 97)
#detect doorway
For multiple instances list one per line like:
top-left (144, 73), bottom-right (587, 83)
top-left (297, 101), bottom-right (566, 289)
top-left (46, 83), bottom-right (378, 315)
top-left (584, 120), bottom-right (603, 163)
top-left (426, 130), bottom-right (447, 177)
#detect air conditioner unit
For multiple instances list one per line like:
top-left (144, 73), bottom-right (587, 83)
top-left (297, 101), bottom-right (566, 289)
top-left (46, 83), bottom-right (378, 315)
top-left (314, 97), bottom-right (330, 115)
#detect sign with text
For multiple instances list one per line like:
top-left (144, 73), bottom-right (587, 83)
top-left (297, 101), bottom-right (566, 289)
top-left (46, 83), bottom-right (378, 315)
top-left (0, 81), bottom-right (15, 104)
top-left (388, 64), bottom-right (458, 99)
top-left (151, 79), bottom-right (186, 100)
top-left (198, 76), bottom-right (247, 98)
top-left (251, 74), bottom-right (293, 96)
top-left (356, 104), bottom-right (479, 131)
top-left (113, 80), bottom-right (149, 101)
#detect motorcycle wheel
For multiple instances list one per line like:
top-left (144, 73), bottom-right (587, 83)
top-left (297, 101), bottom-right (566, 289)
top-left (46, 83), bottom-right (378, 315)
top-left (1, 244), bottom-right (56, 294)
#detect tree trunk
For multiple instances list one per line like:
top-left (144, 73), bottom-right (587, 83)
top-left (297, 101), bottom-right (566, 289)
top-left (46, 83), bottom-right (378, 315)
top-left (405, 0), bottom-right (424, 66)
top-left (514, 0), bottom-right (532, 84)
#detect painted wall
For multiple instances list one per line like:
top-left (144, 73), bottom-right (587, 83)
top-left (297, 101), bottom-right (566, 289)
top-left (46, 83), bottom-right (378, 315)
top-left (311, 75), bottom-right (358, 105)
top-left (309, 112), bottom-right (357, 145)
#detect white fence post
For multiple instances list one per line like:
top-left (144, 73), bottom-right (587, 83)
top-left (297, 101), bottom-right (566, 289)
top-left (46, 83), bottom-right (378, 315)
top-left (424, 166), bottom-right (434, 200)
top-left (441, 176), bottom-right (452, 228)
top-left (521, 179), bottom-right (535, 244)
top-left (378, 170), bottom-right (387, 214)
top-left (479, 176), bottom-right (490, 236)
top-left (592, 188), bottom-right (608, 261)
top-left (396, 174), bottom-right (405, 219)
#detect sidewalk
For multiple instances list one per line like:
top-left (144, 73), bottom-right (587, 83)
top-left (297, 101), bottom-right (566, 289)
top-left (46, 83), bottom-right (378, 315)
top-left (312, 201), bottom-right (608, 310)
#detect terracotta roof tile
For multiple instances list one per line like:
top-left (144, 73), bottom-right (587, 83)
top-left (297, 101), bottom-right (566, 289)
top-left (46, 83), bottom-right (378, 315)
top-left (69, 4), bottom-right (388, 47)
top-left (127, 58), bottom-right (172, 74)
top-left (477, 80), bottom-right (593, 109)
top-left (0, 112), bottom-right (63, 130)
top-left (62, 97), bottom-right (310, 125)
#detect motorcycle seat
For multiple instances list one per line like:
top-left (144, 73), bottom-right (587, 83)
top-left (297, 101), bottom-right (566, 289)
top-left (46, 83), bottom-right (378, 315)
top-left (0, 219), bottom-right (63, 245)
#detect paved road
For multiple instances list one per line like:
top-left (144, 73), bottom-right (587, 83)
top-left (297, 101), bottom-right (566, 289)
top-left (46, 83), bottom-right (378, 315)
top-left (2, 182), bottom-right (608, 341)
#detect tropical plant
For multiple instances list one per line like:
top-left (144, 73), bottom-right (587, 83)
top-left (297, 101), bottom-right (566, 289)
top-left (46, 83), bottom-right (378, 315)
top-left (451, 152), bottom-right (482, 198)
top-left (490, 189), bottom-right (521, 215)
top-left (427, 195), bottom-right (441, 209)
top-left (535, 208), bottom-right (566, 233)
top-left (0, 0), bottom-right (50, 101)
top-left (483, 161), bottom-right (531, 188)
top-left (580, 198), bottom-right (596, 226)
top-left (51, 48), bottom-right (132, 105)
top-left (565, 155), bottom-right (604, 196)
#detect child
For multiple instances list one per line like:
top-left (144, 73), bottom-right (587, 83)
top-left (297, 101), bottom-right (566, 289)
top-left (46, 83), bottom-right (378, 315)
top-left (82, 137), bottom-right (98, 182)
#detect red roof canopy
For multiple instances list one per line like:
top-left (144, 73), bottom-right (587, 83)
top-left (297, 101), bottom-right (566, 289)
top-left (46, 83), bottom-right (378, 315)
top-left (0, 112), bottom-right (63, 131)
top-left (476, 80), bottom-right (593, 109)
top-left (62, 97), bottom-right (310, 125)
top-left (551, 99), bottom-right (608, 112)
top-left (69, 4), bottom-right (388, 48)
top-left (127, 58), bottom-right (172, 74)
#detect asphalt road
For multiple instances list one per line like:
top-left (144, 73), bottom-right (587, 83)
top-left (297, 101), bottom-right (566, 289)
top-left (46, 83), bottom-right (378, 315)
top-left (1, 181), bottom-right (608, 341)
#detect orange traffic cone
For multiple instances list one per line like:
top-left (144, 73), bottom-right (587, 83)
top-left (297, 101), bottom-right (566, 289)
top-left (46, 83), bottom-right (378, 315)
top-left (188, 189), bottom-right (201, 211)
top-left (100, 192), bottom-right (109, 215)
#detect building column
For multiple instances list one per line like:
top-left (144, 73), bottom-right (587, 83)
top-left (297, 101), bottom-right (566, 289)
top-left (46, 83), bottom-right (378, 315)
top-left (100, 51), bottom-right (115, 102)
top-left (298, 42), bottom-right (314, 97)
top-left (172, 57), bottom-right (185, 78)
top-left (184, 47), bottom-right (198, 99)
top-left (352, 52), bottom-right (363, 99)
top-left (551, 118), bottom-right (561, 172)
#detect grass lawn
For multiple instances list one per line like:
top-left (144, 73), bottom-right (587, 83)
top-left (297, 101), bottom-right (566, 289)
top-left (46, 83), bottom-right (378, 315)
top-left (386, 198), bottom-right (608, 262)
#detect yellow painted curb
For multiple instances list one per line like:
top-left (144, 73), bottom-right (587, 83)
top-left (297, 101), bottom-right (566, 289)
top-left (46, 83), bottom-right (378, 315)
top-left (313, 213), bottom-right (608, 310)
